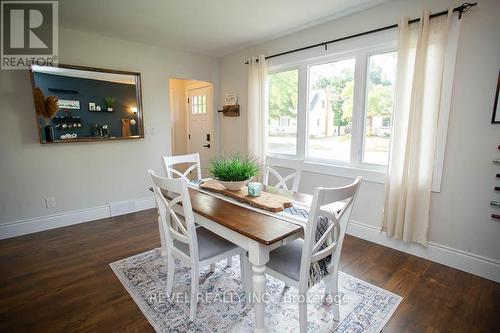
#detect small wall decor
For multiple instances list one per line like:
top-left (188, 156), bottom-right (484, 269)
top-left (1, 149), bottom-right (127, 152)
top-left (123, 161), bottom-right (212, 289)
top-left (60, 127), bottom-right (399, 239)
top-left (88, 102), bottom-right (96, 111)
top-left (224, 93), bottom-right (237, 105)
top-left (491, 69), bottom-right (500, 124)
top-left (53, 113), bottom-right (82, 130)
top-left (57, 99), bottom-right (80, 109)
top-left (60, 133), bottom-right (78, 140)
top-left (218, 93), bottom-right (240, 117)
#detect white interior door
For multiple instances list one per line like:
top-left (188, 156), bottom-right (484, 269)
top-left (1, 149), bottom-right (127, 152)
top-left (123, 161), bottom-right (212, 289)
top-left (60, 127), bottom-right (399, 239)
top-left (188, 86), bottom-right (212, 176)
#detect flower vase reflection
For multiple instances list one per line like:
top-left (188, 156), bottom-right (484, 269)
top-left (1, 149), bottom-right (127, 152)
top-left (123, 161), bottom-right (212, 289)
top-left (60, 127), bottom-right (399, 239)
top-left (93, 124), bottom-right (109, 138)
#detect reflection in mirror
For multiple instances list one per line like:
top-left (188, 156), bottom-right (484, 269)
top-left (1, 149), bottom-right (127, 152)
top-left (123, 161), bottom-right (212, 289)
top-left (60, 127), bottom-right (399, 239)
top-left (30, 64), bottom-right (144, 143)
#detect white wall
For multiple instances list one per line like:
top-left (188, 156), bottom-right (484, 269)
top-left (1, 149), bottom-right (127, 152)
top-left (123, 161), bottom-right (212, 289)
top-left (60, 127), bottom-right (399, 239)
top-left (218, 0), bottom-right (500, 280)
top-left (0, 27), bottom-right (219, 226)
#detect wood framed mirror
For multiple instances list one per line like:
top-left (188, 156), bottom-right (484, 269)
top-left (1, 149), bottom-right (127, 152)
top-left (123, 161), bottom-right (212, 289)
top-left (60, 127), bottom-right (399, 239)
top-left (30, 64), bottom-right (144, 143)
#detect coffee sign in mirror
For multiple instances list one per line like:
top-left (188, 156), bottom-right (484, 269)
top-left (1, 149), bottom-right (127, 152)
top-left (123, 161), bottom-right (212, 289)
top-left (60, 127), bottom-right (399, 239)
top-left (30, 64), bottom-right (144, 143)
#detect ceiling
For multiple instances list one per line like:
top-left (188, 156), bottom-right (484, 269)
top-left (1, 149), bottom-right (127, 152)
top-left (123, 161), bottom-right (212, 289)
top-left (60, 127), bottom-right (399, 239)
top-left (59, 0), bottom-right (391, 57)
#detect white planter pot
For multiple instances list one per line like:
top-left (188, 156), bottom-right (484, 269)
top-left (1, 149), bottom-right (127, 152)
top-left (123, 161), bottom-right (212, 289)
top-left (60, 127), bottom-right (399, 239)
top-left (217, 178), bottom-right (252, 191)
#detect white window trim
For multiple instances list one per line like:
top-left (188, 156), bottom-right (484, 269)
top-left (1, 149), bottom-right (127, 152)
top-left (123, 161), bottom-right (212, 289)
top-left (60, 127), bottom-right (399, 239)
top-left (361, 49), bottom-right (398, 166)
top-left (268, 65), bottom-right (301, 156)
top-left (267, 37), bottom-right (397, 184)
top-left (271, 152), bottom-right (387, 184)
top-left (267, 27), bottom-right (456, 192)
top-left (303, 160), bottom-right (387, 184)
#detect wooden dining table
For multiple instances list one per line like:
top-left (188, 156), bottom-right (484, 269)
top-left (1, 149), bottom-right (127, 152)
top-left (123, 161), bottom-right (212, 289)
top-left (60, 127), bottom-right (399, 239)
top-left (152, 185), bottom-right (312, 332)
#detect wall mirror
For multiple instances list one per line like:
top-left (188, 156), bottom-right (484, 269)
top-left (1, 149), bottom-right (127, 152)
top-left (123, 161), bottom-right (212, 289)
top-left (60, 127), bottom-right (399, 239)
top-left (30, 64), bottom-right (144, 143)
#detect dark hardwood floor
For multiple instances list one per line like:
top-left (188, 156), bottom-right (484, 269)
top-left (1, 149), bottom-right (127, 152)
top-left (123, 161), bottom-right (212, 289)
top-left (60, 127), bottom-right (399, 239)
top-left (0, 209), bottom-right (498, 332)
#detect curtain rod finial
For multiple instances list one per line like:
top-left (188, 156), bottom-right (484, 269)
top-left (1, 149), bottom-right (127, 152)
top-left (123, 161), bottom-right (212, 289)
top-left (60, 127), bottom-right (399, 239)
top-left (457, 2), bottom-right (477, 19)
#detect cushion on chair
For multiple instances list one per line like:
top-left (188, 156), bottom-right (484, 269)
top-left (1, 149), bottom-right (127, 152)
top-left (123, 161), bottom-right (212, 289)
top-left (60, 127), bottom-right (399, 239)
top-left (267, 239), bottom-right (304, 281)
top-left (174, 227), bottom-right (238, 260)
top-left (268, 217), bottom-right (335, 287)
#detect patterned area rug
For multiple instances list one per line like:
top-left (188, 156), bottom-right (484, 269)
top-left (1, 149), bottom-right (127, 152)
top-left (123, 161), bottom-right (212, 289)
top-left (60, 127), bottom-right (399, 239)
top-left (110, 249), bottom-right (402, 332)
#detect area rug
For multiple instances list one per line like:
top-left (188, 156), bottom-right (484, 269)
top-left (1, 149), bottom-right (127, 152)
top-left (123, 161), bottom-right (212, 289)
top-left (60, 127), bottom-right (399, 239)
top-left (110, 248), bottom-right (402, 332)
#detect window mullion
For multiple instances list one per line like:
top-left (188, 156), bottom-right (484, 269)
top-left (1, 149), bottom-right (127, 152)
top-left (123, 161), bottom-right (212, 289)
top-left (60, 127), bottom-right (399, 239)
top-left (296, 64), bottom-right (308, 159)
top-left (350, 53), bottom-right (367, 164)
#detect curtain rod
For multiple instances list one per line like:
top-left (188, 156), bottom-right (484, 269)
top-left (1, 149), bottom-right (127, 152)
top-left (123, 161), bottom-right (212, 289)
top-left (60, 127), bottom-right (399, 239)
top-left (245, 2), bottom-right (476, 64)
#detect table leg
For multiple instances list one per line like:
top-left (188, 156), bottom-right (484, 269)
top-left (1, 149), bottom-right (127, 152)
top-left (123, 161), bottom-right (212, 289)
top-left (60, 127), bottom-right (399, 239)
top-left (248, 242), bottom-right (269, 333)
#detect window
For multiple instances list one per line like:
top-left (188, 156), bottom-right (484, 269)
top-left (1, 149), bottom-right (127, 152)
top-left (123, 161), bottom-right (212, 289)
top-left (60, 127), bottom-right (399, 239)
top-left (363, 51), bottom-right (397, 165)
top-left (308, 58), bottom-right (355, 162)
top-left (191, 95), bottom-right (207, 114)
top-left (266, 45), bottom-right (397, 170)
top-left (267, 69), bottom-right (298, 155)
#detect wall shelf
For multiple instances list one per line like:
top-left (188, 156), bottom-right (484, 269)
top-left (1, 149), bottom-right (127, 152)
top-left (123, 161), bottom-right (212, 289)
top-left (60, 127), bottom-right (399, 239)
top-left (218, 104), bottom-right (240, 117)
top-left (48, 87), bottom-right (79, 94)
top-left (52, 117), bottom-right (81, 123)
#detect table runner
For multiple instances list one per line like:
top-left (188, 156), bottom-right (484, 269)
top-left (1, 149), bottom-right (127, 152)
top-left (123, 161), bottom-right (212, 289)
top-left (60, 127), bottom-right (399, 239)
top-left (188, 179), bottom-right (311, 229)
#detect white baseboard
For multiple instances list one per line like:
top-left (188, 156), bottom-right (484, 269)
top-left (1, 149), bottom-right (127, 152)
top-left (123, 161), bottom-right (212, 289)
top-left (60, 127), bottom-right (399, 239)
top-left (110, 197), bottom-right (156, 217)
top-left (0, 196), bottom-right (155, 240)
top-left (347, 220), bottom-right (500, 283)
top-left (1, 201), bottom-right (498, 283)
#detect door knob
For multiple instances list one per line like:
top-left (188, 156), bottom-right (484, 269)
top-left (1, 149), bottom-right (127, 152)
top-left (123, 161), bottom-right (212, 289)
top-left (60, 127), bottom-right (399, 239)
top-left (203, 144), bottom-right (210, 148)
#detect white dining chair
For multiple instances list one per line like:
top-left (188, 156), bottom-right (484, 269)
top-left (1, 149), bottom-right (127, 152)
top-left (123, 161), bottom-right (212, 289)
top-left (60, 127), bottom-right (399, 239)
top-left (262, 156), bottom-right (304, 192)
top-left (162, 153), bottom-right (202, 180)
top-left (161, 153), bottom-right (234, 268)
top-left (148, 169), bottom-right (247, 321)
top-left (263, 177), bottom-right (362, 332)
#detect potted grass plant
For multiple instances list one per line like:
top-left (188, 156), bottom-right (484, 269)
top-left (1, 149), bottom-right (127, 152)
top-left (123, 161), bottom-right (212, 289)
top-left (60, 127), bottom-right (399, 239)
top-left (104, 96), bottom-right (116, 112)
top-left (209, 153), bottom-right (260, 191)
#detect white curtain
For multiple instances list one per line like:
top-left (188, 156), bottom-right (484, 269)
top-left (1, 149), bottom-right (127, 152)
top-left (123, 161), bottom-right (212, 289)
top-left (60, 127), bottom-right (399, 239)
top-left (247, 55), bottom-right (268, 159)
top-left (383, 10), bottom-right (452, 245)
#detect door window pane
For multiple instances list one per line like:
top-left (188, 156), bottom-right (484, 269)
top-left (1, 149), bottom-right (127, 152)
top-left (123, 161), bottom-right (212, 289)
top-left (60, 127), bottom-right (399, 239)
top-left (307, 58), bottom-right (355, 161)
top-left (267, 69), bottom-right (298, 155)
top-left (363, 52), bottom-right (397, 165)
top-left (191, 95), bottom-right (207, 114)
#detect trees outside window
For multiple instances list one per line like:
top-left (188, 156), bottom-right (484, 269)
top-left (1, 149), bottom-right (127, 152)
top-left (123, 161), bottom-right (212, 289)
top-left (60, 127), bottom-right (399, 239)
top-left (266, 47), bottom-right (397, 168)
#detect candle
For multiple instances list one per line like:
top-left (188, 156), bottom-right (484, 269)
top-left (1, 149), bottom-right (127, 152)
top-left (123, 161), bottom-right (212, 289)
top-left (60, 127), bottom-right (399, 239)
top-left (247, 182), bottom-right (262, 197)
